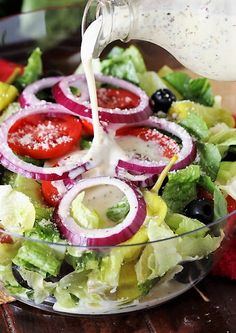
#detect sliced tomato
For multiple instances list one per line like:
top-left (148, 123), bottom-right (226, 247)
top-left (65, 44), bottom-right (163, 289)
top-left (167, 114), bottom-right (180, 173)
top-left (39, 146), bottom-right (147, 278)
top-left (0, 59), bottom-right (24, 83)
top-left (41, 181), bottom-right (62, 207)
top-left (0, 228), bottom-right (13, 244)
top-left (226, 195), bottom-right (236, 236)
top-left (8, 114), bottom-right (82, 159)
top-left (116, 126), bottom-right (180, 159)
top-left (97, 88), bottom-right (140, 109)
top-left (227, 195), bottom-right (236, 213)
top-left (81, 118), bottom-right (94, 136)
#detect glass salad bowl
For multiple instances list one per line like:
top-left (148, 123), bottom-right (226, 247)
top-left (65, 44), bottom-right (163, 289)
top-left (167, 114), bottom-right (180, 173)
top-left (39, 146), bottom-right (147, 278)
top-left (0, 5), bottom-right (236, 316)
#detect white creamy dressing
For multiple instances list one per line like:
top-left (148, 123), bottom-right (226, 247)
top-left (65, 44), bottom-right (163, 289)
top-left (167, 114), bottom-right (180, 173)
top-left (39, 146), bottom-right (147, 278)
top-left (129, 0), bottom-right (236, 80)
top-left (83, 185), bottom-right (124, 224)
top-left (116, 135), bottom-right (169, 163)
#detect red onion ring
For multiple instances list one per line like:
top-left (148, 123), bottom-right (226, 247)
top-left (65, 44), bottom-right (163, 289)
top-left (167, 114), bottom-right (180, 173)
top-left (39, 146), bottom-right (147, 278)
top-left (19, 77), bottom-right (65, 108)
top-left (0, 104), bottom-right (95, 181)
top-left (117, 117), bottom-right (197, 174)
top-left (52, 74), bottom-right (152, 123)
top-left (54, 177), bottom-right (147, 246)
top-left (116, 167), bottom-right (158, 188)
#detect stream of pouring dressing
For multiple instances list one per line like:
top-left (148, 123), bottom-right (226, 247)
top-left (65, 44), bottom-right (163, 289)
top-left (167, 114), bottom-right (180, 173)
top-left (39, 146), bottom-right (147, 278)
top-left (80, 18), bottom-right (127, 178)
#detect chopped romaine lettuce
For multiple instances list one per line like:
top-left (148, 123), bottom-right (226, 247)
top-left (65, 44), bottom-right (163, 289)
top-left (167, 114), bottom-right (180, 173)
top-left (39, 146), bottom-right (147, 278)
top-left (164, 72), bottom-right (214, 106)
top-left (0, 264), bottom-right (27, 296)
top-left (54, 271), bottom-right (88, 309)
top-left (25, 219), bottom-right (61, 243)
top-left (13, 241), bottom-right (64, 277)
top-left (197, 142), bottom-right (221, 181)
top-left (0, 102), bottom-right (20, 124)
top-left (162, 165), bottom-right (201, 213)
top-left (0, 242), bottom-right (21, 265)
top-left (180, 112), bottom-right (209, 140)
top-left (216, 162), bottom-right (236, 200)
top-left (198, 175), bottom-right (228, 219)
top-left (135, 221), bottom-right (182, 284)
top-left (177, 234), bottom-right (222, 259)
top-left (166, 213), bottom-right (222, 259)
top-left (106, 197), bottom-right (130, 223)
top-left (101, 45), bottom-right (146, 84)
top-left (66, 250), bottom-right (100, 272)
top-left (208, 123), bottom-right (236, 156)
top-left (138, 71), bottom-right (167, 97)
top-left (0, 185), bottom-right (35, 234)
top-left (15, 48), bottom-right (42, 88)
top-left (18, 268), bottom-right (56, 304)
top-left (71, 192), bottom-right (103, 229)
top-left (4, 174), bottom-right (53, 222)
top-left (166, 213), bottom-right (207, 238)
top-left (169, 101), bottom-right (235, 128)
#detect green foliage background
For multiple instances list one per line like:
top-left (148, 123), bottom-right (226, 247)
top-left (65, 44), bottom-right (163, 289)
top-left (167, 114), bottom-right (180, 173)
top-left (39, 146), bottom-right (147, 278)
top-left (0, 0), bottom-right (84, 17)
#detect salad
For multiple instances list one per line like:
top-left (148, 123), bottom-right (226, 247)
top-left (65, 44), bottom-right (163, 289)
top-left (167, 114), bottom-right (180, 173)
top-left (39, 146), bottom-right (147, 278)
top-left (0, 46), bottom-right (235, 313)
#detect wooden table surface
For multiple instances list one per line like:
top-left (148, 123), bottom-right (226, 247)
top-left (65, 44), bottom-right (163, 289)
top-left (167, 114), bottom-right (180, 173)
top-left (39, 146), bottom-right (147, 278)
top-left (0, 41), bottom-right (236, 333)
top-left (0, 276), bottom-right (235, 333)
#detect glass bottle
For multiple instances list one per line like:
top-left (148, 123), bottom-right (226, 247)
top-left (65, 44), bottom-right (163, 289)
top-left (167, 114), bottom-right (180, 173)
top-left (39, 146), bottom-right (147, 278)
top-left (83, 0), bottom-right (236, 81)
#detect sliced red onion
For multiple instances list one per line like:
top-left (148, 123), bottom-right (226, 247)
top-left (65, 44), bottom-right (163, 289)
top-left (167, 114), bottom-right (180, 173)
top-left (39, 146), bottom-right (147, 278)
top-left (19, 77), bottom-right (66, 107)
top-left (116, 167), bottom-right (158, 188)
top-left (52, 74), bottom-right (152, 123)
top-left (0, 104), bottom-right (95, 181)
top-left (55, 177), bottom-right (147, 246)
top-left (117, 117), bottom-right (197, 174)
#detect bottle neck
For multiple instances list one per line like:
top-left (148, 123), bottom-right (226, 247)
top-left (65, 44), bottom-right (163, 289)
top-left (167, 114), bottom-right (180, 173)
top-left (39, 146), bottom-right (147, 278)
top-left (82, 0), bottom-right (132, 58)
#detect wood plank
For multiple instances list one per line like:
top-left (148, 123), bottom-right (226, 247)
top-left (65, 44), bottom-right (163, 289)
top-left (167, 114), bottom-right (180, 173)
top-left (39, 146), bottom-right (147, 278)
top-left (1, 277), bottom-right (235, 333)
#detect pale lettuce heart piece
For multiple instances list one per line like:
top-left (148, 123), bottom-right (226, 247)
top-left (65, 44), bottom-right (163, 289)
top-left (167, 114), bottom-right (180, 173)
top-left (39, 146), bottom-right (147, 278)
top-left (0, 185), bottom-right (35, 234)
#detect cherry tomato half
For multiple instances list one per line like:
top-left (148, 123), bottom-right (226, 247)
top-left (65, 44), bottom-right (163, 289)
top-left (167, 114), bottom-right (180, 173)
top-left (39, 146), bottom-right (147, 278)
top-left (97, 88), bottom-right (140, 110)
top-left (8, 114), bottom-right (82, 159)
top-left (116, 126), bottom-right (180, 159)
top-left (41, 181), bottom-right (62, 207)
top-left (80, 118), bottom-right (94, 136)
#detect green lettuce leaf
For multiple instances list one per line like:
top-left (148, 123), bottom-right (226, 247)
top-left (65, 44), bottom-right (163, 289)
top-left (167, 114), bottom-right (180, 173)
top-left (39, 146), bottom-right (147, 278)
top-left (0, 185), bottom-right (35, 234)
top-left (8, 174), bottom-right (53, 222)
top-left (208, 123), bottom-right (236, 156)
top-left (162, 165), bottom-right (201, 213)
top-left (198, 175), bottom-right (228, 219)
top-left (22, 0), bottom-right (83, 12)
top-left (135, 221), bottom-right (182, 284)
top-left (166, 213), bottom-right (207, 237)
top-left (106, 197), bottom-right (130, 223)
top-left (71, 192), bottom-right (103, 229)
top-left (15, 48), bottom-right (42, 88)
top-left (197, 142), bottom-right (221, 181)
top-left (180, 112), bottom-right (209, 140)
top-left (0, 242), bottom-right (21, 266)
top-left (177, 234), bottom-right (222, 259)
top-left (169, 101), bottom-right (235, 128)
top-left (138, 71), bottom-right (167, 97)
top-left (164, 72), bottom-right (214, 106)
top-left (25, 219), bottom-right (61, 243)
top-left (0, 102), bottom-right (20, 124)
top-left (101, 46), bottom-right (146, 84)
top-left (66, 250), bottom-right (100, 272)
top-left (166, 213), bottom-right (222, 259)
top-left (216, 162), bottom-right (236, 200)
top-left (13, 241), bottom-right (64, 277)
top-left (18, 268), bottom-right (56, 304)
top-left (0, 264), bottom-right (27, 296)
